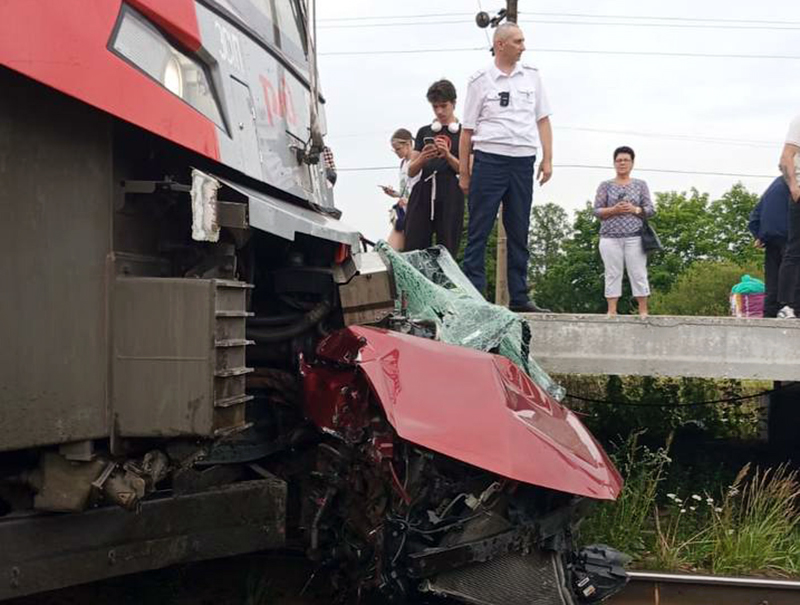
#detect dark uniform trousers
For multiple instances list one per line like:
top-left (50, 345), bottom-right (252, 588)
top-left (462, 150), bottom-right (535, 305)
top-left (767, 239), bottom-right (800, 317)
top-left (778, 197), bottom-right (800, 309)
top-left (765, 242), bottom-right (784, 318)
top-left (403, 172), bottom-right (465, 257)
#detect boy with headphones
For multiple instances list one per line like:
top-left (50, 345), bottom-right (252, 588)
top-left (404, 79), bottom-right (465, 256)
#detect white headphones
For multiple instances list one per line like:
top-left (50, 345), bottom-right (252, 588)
top-left (431, 120), bottom-right (460, 134)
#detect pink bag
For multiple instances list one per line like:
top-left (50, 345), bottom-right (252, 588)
top-left (730, 293), bottom-right (765, 318)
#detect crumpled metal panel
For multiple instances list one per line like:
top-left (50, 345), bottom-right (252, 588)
top-left (313, 327), bottom-right (622, 501)
top-left (215, 174), bottom-right (361, 248)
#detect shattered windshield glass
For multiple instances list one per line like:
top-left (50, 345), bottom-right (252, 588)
top-left (377, 242), bottom-right (565, 401)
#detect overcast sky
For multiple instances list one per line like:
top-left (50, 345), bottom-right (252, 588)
top-left (316, 0), bottom-right (800, 241)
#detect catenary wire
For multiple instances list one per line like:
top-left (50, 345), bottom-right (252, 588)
top-left (318, 12), bottom-right (476, 22)
top-left (327, 127), bottom-right (777, 148)
top-left (319, 19), bottom-right (474, 29)
top-left (559, 127), bottom-right (775, 148)
top-left (318, 11), bottom-right (800, 27)
top-left (320, 47), bottom-right (800, 61)
top-left (337, 165), bottom-right (776, 179)
top-left (319, 18), bottom-right (800, 32)
top-left (320, 46), bottom-right (487, 56)
top-left (517, 19), bottom-right (800, 32)
top-left (522, 10), bottom-right (800, 27)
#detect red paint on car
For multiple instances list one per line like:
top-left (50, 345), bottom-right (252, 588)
top-left (311, 326), bottom-right (623, 501)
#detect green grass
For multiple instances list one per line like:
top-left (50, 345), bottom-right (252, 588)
top-left (708, 464), bottom-right (800, 576)
top-left (580, 431), bottom-right (671, 557)
top-left (581, 438), bottom-right (800, 578)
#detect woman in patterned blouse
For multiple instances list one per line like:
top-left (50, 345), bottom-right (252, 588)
top-left (593, 146), bottom-right (656, 317)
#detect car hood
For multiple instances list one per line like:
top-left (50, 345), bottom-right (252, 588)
top-left (313, 326), bottom-right (622, 501)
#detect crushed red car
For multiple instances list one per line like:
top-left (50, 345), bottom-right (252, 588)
top-left (296, 322), bottom-right (627, 604)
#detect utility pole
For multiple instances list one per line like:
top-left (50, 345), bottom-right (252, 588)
top-left (493, 0), bottom-right (517, 307)
top-left (506, 0), bottom-right (518, 22)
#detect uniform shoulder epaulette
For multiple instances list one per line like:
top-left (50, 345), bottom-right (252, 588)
top-left (468, 68), bottom-right (488, 83)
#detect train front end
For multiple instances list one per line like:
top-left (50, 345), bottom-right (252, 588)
top-left (0, 2), bottom-right (627, 603)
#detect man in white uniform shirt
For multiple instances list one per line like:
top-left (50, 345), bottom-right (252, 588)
top-left (459, 22), bottom-right (553, 313)
top-left (777, 114), bottom-right (800, 318)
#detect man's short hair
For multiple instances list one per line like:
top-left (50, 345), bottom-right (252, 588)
top-left (493, 22), bottom-right (521, 46)
top-left (426, 79), bottom-right (457, 104)
top-left (614, 146), bottom-right (636, 161)
top-left (391, 128), bottom-right (413, 142)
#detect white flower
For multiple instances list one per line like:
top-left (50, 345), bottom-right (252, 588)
top-left (727, 529), bottom-right (735, 535)
top-left (690, 506), bottom-right (697, 511)
top-left (691, 494), bottom-right (702, 501)
top-left (715, 507), bottom-right (723, 513)
top-left (705, 497), bottom-right (714, 504)
top-left (666, 493), bottom-right (677, 500)
top-left (680, 508), bottom-right (687, 514)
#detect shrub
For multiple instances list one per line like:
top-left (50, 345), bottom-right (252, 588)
top-left (650, 260), bottom-right (763, 317)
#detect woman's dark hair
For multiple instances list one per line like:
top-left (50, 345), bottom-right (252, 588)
top-left (426, 79), bottom-right (457, 104)
top-left (391, 128), bottom-right (413, 142)
top-left (614, 146), bottom-right (635, 161)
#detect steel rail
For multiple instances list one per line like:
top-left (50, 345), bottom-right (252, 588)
top-left (628, 570), bottom-right (800, 588)
top-left (611, 571), bottom-right (800, 605)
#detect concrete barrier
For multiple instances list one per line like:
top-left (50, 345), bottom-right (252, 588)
top-left (521, 314), bottom-right (800, 381)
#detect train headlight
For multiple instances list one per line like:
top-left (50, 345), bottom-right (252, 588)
top-left (162, 54), bottom-right (184, 97)
top-left (111, 6), bottom-right (223, 127)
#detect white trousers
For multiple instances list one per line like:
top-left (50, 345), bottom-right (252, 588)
top-left (599, 236), bottom-right (651, 298)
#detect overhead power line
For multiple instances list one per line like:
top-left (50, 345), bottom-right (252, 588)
top-left (559, 165), bottom-right (775, 178)
top-left (321, 46), bottom-right (487, 56)
top-left (320, 47), bottom-right (800, 61)
top-left (319, 10), bottom-right (800, 28)
top-left (337, 165), bottom-right (776, 179)
top-left (559, 127), bottom-right (776, 149)
top-left (534, 48), bottom-right (800, 61)
top-left (319, 18), bottom-right (800, 32)
top-left (517, 20), bottom-right (800, 32)
top-left (319, 19), bottom-right (472, 30)
top-left (318, 12), bottom-right (475, 22)
top-left (327, 127), bottom-right (776, 149)
top-left (523, 10), bottom-right (800, 27)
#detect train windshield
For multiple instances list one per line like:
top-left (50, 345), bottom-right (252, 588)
top-left (273, 0), bottom-right (307, 64)
top-left (208, 0), bottom-right (308, 69)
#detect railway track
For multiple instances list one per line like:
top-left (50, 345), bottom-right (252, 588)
top-left (610, 571), bottom-right (800, 605)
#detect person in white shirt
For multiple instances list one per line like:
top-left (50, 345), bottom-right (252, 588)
top-left (381, 128), bottom-right (420, 250)
top-left (459, 22), bottom-right (553, 313)
top-left (777, 114), bottom-right (800, 318)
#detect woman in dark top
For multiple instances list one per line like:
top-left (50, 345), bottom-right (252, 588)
top-left (593, 146), bottom-right (656, 317)
top-left (404, 79), bottom-right (465, 256)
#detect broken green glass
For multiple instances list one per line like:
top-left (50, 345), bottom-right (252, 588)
top-left (377, 242), bottom-right (564, 400)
